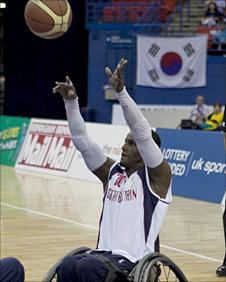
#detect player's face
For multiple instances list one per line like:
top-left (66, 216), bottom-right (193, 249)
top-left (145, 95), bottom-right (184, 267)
top-left (120, 133), bottom-right (143, 168)
top-left (196, 96), bottom-right (204, 106)
top-left (213, 105), bottom-right (221, 114)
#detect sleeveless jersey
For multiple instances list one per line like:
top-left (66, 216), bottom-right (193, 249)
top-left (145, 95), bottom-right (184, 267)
top-left (97, 162), bottom-right (172, 263)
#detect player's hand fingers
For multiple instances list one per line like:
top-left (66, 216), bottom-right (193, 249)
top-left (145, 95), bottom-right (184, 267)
top-left (117, 58), bottom-right (128, 72)
top-left (66, 76), bottom-right (73, 86)
top-left (52, 85), bottom-right (60, 93)
top-left (121, 58), bottom-right (128, 69)
top-left (117, 58), bottom-right (125, 68)
top-left (55, 81), bottom-right (66, 87)
top-left (105, 67), bottom-right (112, 78)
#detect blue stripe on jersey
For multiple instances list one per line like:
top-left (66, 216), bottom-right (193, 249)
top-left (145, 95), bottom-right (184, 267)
top-left (137, 167), bottom-right (159, 243)
top-left (97, 163), bottom-right (122, 248)
top-left (108, 163), bottom-right (124, 180)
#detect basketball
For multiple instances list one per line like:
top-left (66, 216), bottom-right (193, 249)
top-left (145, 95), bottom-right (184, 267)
top-left (24, 0), bottom-right (73, 39)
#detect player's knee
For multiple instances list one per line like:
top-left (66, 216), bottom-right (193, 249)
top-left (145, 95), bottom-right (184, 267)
top-left (0, 257), bottom-right (25, 282)
top-left (1, 257), bottom-right (24, 274)
top-left (77, 256), bottom-right (99, 274)
top-left (57, 255), bottom-right (76, 274)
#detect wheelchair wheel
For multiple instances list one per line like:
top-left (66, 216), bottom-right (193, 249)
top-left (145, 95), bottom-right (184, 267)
top-left (42, 247), bottom-right (91, 282)
top-left (133, 253), bottom-right (188, 282)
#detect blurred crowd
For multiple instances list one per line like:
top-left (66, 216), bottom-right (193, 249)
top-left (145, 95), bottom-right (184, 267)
top-left (200, 0), bottom-right (226, 48)
top-left (180, 95), bottom-right (224, 131)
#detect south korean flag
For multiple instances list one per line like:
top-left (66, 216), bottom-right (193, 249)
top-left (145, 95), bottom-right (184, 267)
top-left (136, 35), bottom-right (208, 88)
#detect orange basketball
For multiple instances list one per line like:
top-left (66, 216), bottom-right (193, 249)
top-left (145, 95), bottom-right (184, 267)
top-left (24, 0), bottom-right (73, 39)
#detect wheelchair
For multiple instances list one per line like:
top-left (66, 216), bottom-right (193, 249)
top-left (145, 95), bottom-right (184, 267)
top-left (42, 247), bottom-right (188, 282)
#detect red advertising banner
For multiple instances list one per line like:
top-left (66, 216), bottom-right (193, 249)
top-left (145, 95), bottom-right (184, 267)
top-left (17, 120), bottom-right (75, 172)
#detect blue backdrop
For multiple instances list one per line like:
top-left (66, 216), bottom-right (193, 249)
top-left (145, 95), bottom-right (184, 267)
top-left (88, 31), bottom-right (226, 123)
top-left (156, 128), bottom-right (225, 203)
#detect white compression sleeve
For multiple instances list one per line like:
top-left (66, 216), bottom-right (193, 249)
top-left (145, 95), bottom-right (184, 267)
top-left (64, 98), bottom-right (107, 171)
top-left (116, 87), bottom-right (163, 168)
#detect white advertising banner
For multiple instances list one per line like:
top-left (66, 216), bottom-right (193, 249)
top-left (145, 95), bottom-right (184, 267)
top-left (137, 35), bottom-right (208, 88)
top-left (16, 118), bottom-right (129, 183)
top-left (68, 122), bottom-right (129, 182)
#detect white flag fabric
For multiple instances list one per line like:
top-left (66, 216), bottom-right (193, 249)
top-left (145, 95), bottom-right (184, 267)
top-left (136, 35), bottom-right (208, 88)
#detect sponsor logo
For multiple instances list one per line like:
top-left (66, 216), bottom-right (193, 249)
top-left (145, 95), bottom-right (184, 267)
top-left (18, 123), bottom-right (75, 171)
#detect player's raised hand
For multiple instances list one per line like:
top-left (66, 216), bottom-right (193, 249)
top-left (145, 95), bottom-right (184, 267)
top-left (105, 58), bottom-right (128, 93)
top-left (52, 76), bottom-right (77, 100)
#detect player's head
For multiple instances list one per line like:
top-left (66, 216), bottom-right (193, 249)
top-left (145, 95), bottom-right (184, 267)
top-left (207, 1), bottom-right (218, 11)
top-left (151, 130), bottom-right (161, 148)
top-left (196, 95), bottom-right (204, 106)
top-left (213, 102), bottom-right (222, 114)
top-left (120, 130), bottom-right (161, 168)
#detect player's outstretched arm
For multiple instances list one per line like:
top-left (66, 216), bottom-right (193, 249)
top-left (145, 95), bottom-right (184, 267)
top-left (53, 77), bottom-right (115, 186)
top-left (105, 59), bottom-right (171, 198)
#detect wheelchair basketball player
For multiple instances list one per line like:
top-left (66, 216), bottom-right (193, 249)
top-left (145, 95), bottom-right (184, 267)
top-left (52, 58), bottom-right (172, 282)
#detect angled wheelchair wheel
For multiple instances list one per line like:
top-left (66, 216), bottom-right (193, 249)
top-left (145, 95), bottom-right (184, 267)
top-left (132, 252), bottom-right (188, 282)
top-left (42, 247), bottom-right (91, 282)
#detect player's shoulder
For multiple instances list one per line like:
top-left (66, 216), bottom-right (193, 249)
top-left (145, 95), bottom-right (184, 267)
top-left (108, 162), bottom-right (124, 179)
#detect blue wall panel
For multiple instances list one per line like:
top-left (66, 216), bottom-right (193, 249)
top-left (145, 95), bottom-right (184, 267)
top-left (156, 128), bottom-right (225, 203)
top-left (88, 32), bottom-right (111, 123)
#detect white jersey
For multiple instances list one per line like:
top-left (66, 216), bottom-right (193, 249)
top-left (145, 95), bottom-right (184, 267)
top-left (97, 162), bottom-right (172, 263)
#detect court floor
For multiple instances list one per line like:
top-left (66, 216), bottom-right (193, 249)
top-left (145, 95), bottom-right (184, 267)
top-left (1, 165), bottom-right (225, 281)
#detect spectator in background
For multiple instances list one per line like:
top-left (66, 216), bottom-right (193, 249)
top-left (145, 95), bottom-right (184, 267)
top-left (0, 257), bottom-right (25, 282)
top-left (216, 103), bottom-right (226, 276)
top-left (211, 21), bottom-right (226, 47)
top-left (199, 102), bottom-right (224, 131)
top-left (202, 1), bottom-right (223, 26)
top-left (215, 0), bottom-right (226, 13)
top-left (208, 7), bottom-right (226, 49)
top-left (221, 7), bottom-right (226, 23)
top-left (190, 95), bottom-right (209, 127)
